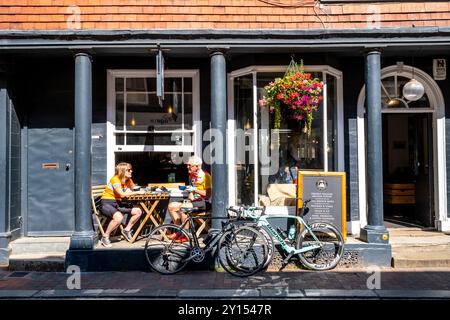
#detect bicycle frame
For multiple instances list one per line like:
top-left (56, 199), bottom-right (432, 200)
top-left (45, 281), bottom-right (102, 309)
top-left (252, 214), bottom-right (323, 255)
top-left (176, 214), bottom-right (235, 256)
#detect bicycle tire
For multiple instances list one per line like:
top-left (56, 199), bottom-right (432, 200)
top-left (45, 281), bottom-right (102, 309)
top-left (232, 221), bottom-right (275, 270)
top-left (144, 224), bottom-right (192, 275)
top-left (254, 225), bottom-right (275, 270)
top-left (218, 226), bottom-right (268, 277)
top-left (295, 222), bottom-right (344, 271)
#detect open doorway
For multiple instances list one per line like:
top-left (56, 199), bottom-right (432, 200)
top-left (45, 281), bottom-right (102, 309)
top-left (382, 113), bottom-right (434, 228)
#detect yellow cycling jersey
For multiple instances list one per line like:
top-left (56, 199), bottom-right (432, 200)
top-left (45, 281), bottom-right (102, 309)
top-left (189, 169), bottom-right (212, 201)
top-left (101, 175), bottom-right (134, 200)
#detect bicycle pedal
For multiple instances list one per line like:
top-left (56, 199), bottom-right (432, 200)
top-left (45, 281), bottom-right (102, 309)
top-left (280, 253), bottom-right (294, 270)
top-left (279, 262), bottom-right (289, 271)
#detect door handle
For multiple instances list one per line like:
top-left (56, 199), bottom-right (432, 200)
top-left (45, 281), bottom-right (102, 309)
top-left (65, 163), bottom-right (71, 171)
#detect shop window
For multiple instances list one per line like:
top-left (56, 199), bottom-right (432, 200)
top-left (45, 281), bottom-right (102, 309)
top-left (231, 67), bottom-right (342, 206)
top-left (108, 70), bottom-right (200, 184)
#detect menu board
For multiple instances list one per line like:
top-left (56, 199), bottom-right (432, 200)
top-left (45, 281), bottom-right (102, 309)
top-left (297, 171), bottom-right (347, 240)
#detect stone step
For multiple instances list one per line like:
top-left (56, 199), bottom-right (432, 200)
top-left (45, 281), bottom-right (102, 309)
top-left (9, 237), bottom-right (70, 255)
top-left (8, 253), bottom-right (65, 272)
top-left (391, 244), bottom-right (450, 268)
top-left (392, 257), bottom-right (450, 268)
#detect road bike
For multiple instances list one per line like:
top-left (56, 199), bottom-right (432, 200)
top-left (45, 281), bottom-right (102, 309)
top-left (144, 207), bottom-right (270, 276)
top-left (228, 198), bottom-right (345, 271)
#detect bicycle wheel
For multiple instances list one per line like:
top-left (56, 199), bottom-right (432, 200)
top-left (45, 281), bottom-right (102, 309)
top-left (232, 221), bottom-right (275, 270)
top-left (295, 222), bottom-right (344, 271)
top-left (144, 224), bottom-right (192, 274)
top-left (254, 225), bottom-right (275, 270)
top-left (218, 226), bottom-right (268, 277)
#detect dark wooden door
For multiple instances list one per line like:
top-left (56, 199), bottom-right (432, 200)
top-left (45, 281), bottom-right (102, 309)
top-left (410, 114), bottom-right (434, 227)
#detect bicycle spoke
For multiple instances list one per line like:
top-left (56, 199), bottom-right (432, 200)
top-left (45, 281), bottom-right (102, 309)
top-left (296, 223), bottom-right (344, 270)
top-left (145, 224), bottom-right (192, 274)
top-left (218, 226), bottom-right (269, 277)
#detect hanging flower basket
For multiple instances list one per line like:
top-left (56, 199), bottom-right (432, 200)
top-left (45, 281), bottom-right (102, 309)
top-left (259, 59), bottom-right (324, 137)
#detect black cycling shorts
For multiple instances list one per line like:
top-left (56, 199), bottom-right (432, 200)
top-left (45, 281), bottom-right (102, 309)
top-left (100, 199), bottom-right (133, 219)
top-left (191, 200), bottom-right (212, 212)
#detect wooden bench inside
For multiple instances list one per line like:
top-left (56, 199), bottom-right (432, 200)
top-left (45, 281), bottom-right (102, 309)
top-left (383, 183), bottom-right (415, 204)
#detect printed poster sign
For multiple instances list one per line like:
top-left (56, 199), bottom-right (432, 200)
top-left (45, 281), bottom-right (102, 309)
top-left (433, 59), bottom-right (446, 80)
top-left (297, 171), bottom-right (347, 240)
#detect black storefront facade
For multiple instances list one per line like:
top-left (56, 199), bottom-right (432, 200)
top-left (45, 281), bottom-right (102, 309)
top-left (1, 29), bottom-right (450, 269)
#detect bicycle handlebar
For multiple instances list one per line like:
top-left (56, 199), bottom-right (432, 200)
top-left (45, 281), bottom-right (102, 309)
top-left (226, 198), bottom-right (311, 220)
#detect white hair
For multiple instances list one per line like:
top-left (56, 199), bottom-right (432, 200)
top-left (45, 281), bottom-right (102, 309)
top-left (187, 155), bottom-right (202, 166)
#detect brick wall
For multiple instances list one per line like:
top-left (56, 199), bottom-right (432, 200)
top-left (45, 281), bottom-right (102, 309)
top-left (0, 1), bottom-right (449, 30)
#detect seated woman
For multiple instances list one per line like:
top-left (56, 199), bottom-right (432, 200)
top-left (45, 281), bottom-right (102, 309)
top-left (99, 162), bottom-right (144, 247)
top-left (167, 156), bottom-right (212, 242)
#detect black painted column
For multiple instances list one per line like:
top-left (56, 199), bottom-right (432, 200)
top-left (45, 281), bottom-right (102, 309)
top-left (360, 49), bottom-right (389, 244)
top-left (0, 71), bottom-right (11, 265)
top-left (69, 52), bottom-right (96, 250)
top-left (209, 48), bottom-right (228, 229)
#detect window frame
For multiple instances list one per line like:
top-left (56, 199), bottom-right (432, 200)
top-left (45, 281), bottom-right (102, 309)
top-left (227, 65), bottom-right (344, 206)
top-left (106, 69), bottom-right (201, 177)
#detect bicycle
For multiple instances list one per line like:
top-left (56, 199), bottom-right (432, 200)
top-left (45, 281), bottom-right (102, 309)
top-left (144, 207), bottom-right (270, 276)
top-left (228, 198), bottom-right (345, 271)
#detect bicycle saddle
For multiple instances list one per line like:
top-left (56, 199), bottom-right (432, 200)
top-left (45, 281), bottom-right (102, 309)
top-left (181, 207), bottom-right (202, 213)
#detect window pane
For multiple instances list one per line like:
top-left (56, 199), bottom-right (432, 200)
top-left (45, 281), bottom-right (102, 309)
top-left (115, 78), bottom-right (124, 92)
top-left (381, 76), bottom-right (431, 109)
top-left (234, 74), bottom-right (255, 205)
top-left (184, 78), bottom-right (193, 92)
top-left (327, 74), bottom-right (336, 171)
top-left (184, 93), bottom-right (193, 130)
top-left (258, 72), bottom-right (324, 182)
top-left (126, 78), bottom-right (156, 92)
top-left (126, 133), bottom-right (185, 145)
top-left (115, 152), bottom-right (190, 185)
top-left (257, 72), bottom-right (283, 203)
top-left (116, 133), bottom-right (125, 145)
top-left (115, 94), bottom-right (124, 130)
top-left (164, 78), bottom-right (183, 92)
top-left (125, 93), bottom-right (183, 131)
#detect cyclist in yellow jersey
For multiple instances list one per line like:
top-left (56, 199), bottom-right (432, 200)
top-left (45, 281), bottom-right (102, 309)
top-left (99, 162), bottom-right (145, 247)
top-left (167, 156), bottom-right (212, 242)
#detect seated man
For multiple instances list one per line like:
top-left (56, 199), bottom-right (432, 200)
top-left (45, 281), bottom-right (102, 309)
top-left (167, 155), bottom-right (212, 242)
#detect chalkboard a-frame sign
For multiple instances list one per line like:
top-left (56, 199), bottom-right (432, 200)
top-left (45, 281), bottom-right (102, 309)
top-left (297, 171), bottom-right (347, 240)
